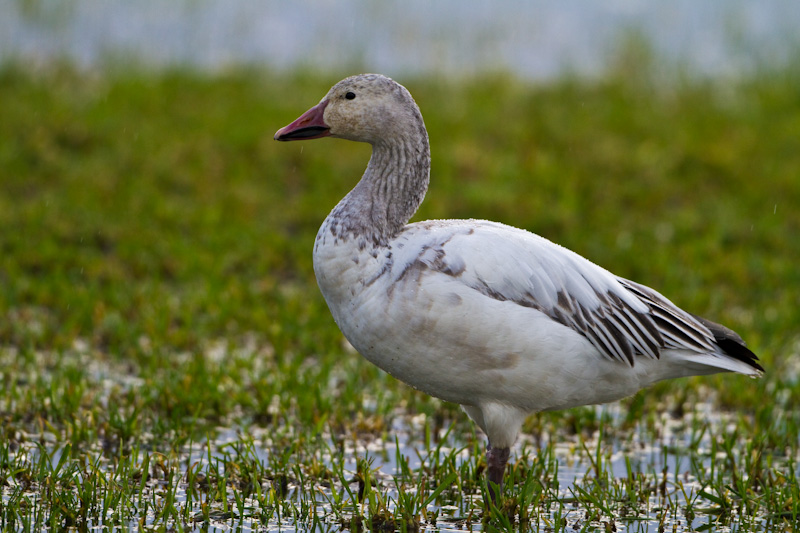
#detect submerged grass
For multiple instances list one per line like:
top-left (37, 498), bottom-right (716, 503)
top-left (0, 61), bottom-right (799, 531)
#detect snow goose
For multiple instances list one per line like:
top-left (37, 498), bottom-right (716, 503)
top-left (274, 74), bottom-right (763, 501)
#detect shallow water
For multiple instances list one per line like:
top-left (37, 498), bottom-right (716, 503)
top-left (2, 1), bottom-right (799, 79)
top-left (3, 338), bottom-right (787, 532)
top-left (3, 398), bottom-right (774, 532)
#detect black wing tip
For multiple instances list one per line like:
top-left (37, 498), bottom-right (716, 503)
top-left (692, 314), bottom-right (764, 374)
top-left (715, 336), bottom-right (764, 373)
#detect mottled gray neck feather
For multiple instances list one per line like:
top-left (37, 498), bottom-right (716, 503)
top-left (328, 126), bottom-right (430, 248)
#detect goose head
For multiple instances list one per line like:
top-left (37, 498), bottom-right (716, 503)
top-left (274, 74), bottom-right (425, 146)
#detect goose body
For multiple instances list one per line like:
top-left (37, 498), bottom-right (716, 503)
top-left (275, 74), bottom-right (762, 499)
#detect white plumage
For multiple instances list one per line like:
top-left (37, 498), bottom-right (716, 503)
top-left (275, 74), bottom-right (762, 500)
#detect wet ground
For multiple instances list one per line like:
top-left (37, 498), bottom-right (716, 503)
top-left (4, 394), bottom-right (782, 532)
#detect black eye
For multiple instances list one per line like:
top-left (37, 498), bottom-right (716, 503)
top-left (345, 91), bottom-right (356, 100)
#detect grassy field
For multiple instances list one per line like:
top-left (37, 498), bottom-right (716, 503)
top-left (0, 61), bottom-right (799, 531)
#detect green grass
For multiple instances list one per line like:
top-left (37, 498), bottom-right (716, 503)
top-left (0, 61), bottom-right (799, 531)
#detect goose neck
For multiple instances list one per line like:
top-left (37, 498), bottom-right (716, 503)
top-left (331, 131), bottom-right (430, 247)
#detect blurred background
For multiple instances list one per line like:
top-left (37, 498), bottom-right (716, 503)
top-left (1, 1), bottom-right (798, 376)
top-left (3, 0), bottom-right (799, 79)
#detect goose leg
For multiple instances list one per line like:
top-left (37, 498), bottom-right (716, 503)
top-left (486, 444), bottom-right (510, 502)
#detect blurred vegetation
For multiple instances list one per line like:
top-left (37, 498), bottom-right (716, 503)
top-left (2, 61), bottom-right (797, 368)
top-left (0, 60), bottom-right (798, 529)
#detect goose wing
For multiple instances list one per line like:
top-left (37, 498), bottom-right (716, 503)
top-left (396, 220), bottom-right (750, 368)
